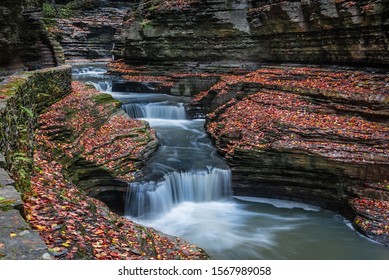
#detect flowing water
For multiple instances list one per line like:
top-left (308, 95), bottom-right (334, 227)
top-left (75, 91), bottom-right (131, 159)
top-left (73, 64), bottom-right (389, 260)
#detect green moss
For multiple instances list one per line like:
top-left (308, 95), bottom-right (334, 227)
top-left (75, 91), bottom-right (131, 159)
top-left (20, 106), bottom-right (35, 118)
top-left (0, 196), bottom-right (16, 211)
top-left (92, 93), bottom-right (121, 106)
top-left (0, 77), bottom-right (28, 97)
top-left (59, 5), bottom-right (74, 19)
top-left (141, 19), bottom-right (153, 30)
top-left (42, 3), bottom-right (56, 18)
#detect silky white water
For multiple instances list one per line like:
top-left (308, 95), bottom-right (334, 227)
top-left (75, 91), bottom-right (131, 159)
top-left (122, 102), bottom-right (187, 119)
top-left (126, 168), bottom-right (232, 218)
top-left (73, 64), bottom-right (389, 260)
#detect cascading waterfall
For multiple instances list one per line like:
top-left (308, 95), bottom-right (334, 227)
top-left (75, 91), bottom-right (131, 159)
top-left (72, 64), bottom-right (389, 260)
top-left (88, 81), bottom-right (113, 93)
top-left (125, 168), bottom-right (232, 218)
top-left (122, 86), bottom-right (230, 219)
top-left (72, 67), bottom-right (107, 76)
top-left (122, 102), bottom-right (187, 119)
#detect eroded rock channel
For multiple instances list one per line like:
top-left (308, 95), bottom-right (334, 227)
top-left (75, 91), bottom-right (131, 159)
top-left (75, 62), bottom-right (389, 259)
top-left (1, 0), bottom-right (388, 260)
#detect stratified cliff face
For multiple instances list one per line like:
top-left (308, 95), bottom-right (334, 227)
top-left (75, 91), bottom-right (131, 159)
top-left (0, 0), bottom-right (59, 70)
top-left (193, 65), bottom-right (389, 245)
top-left (122, 0), bottom-right (389, 66)
top-left (0, 0), bottom-right (24, 67)
top-left (53, 0), bottom-right (134, 60)
top-left (0, 0), bottom-right (130, 66)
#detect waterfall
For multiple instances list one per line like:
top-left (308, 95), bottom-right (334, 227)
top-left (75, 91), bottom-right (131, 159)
top-left (72, 67), bottom-right (107, 76)
top-left (125, 168), bottom-right (232, 218)
top-left (122, 102), bottom-right (188, 120)
top-left (87, 81), bottom-right (112, 93)
top-left (72, 63), bottom-right (389, 260)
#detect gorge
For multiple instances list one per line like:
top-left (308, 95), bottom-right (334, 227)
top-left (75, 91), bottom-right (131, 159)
top-left (81, 63), bottom-right (389, 259)
top-left (0, 0), bottom-right (388, 260)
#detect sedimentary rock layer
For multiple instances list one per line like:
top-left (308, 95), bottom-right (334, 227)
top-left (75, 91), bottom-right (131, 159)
top-left (122, 0), bottom-right (389, 66)
top-left (37, 81), bottom-right (159, 193)
top-left (0, 0), bottom-right (60, 70)
top-left (193, 65), bottom-right (389, 245)
top-left (54, 0), bottom-right (133, 60)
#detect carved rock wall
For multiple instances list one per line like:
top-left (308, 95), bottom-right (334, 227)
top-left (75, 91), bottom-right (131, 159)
top-left (122, 0), bottom-right (389, 66)
top-left (54, 0), bottom-right (134, 61)
top-left (0, 0), bottom-right (60, 70)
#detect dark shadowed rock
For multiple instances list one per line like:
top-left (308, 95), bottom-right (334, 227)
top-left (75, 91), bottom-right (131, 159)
top-left (0, 0), bottom-right (60, 70)
top-left (121, 0), bottom-right (389, 67)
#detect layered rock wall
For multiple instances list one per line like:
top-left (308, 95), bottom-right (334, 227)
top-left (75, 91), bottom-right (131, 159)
top-left (0, 65), bottom-right (72, 191)
top-left (53, 0), bottom-right (134, 60)
top-left (0, 65), bottom-right (71, 259)
top-left (37, 82), bottom-right (158, 197)
top-left (122, 0), bottom-right (389, 66)
top-left (193, 65), bottom-right (389, 245)
top-left (0, 0), bottom-right (62, 71)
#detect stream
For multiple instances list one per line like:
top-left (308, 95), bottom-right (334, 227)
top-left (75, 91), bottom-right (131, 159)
top-left (73, 64), bottom-right (389, 260)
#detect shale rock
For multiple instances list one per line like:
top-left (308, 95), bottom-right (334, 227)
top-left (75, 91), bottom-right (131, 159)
top-left (37, 81), bottom-right (159, 196)
top-left (0, 0), bottom-right (60, 70)
top-left (122, 0), bottom-right (389, 67)
top-left (54, 0), bottom-right (133, 61)
top-left (195, 65), bottom-right (389, 245)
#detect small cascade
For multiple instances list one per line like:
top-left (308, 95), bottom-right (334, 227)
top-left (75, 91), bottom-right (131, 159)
top-left (71, 63), bottom-right (389, 260)
top-left (122, 103), bottom-right (147, 119)
top-left (122, 102), bottom-right (188, 120)
top-left (87, 81), bottom-right (112, 93)
top-left (125, 168), bottom-right (232, 218)
top-left (72, 67), bottom-right (107, 76)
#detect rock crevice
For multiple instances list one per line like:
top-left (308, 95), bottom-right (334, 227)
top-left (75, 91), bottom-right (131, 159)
top-left (0, 1), bottom-right (63, 71)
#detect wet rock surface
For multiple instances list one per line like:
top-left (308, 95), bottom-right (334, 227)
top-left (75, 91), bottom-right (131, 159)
top-left (193, 65), bottom-right (389, 246)
top-left (0, 209), bottom-right (49, 260)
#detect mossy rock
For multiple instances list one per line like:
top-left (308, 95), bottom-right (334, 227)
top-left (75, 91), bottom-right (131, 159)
top-left (0, 77), bottom-right (28, 97)
top-left (92, 93), bottom-right (122, 107)
top-left (0, 196), bottom-right (16, 211)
